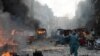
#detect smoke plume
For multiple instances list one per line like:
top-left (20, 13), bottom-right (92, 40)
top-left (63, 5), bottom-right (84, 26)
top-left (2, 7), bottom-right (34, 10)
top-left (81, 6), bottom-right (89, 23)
top-left (1, 0), bottom-right (40, 29)
top-left (25, 0), bottom-right (94, 36)
top-left (75, 0), bottom-right (94, 28)
top-left (2, 0), bottom-right (28, 22)
top-left (0, 0), bottom-right (40, 52)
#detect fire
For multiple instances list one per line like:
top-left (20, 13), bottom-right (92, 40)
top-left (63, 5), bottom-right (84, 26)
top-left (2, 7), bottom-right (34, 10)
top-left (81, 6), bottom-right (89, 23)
top-left (1, 51), bottom-right (12, 56)
top-left (36, 28), bottom-right (46, 35)
top-left (0, 28), bottom-right (18, 54)
top-left (37, 31), bottom-right (46, 35)
top-left (0, 29), bottom-right (18, 53)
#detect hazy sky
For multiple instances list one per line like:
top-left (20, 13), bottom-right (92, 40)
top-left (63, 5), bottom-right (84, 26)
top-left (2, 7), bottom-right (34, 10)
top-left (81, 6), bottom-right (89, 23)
top-left (35, 0), bottom-right (86, 19)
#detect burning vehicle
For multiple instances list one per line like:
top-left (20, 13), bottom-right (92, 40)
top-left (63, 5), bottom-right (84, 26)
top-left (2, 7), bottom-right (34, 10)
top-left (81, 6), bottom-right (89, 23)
top-left (36, 28), bottom-right (47, 39)
top-left (26, 28), bottom-right (47, 44)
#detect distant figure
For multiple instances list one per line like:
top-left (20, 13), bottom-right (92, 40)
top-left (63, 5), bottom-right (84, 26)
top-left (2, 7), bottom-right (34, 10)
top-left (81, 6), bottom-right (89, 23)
top-left (69, 32), bottom-right (79, 56)
top-left (56, 30), bottom-right (65, 45)
top-left (90, 29), bottom-right (95, 36)
top-left (84, 32), bottom-right (94, 47)
top-left (79, 32), bottom-right (86, 46)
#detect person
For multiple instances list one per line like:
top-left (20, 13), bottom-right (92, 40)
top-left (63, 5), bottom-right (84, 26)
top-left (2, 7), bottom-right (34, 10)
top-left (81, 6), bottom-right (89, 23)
top-left (69, 31), bottom-right (79, 56)
top-left (56, 30), bottom-right (65, 45)
top-left (84, 32), bottom-right (94, 47)
top-left (79, 37), bottom-right (86, 46)
top-left (90, 29), bottom-right (95, 36)
top-left (79, 32), bottom-right (86, 46)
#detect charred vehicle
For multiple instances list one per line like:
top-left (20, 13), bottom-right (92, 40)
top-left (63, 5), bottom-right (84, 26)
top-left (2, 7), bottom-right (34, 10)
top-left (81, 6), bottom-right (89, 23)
top-left (27, 28), bottom-right (46, 44)
top-left (55, 29), bottom-right (71, 45)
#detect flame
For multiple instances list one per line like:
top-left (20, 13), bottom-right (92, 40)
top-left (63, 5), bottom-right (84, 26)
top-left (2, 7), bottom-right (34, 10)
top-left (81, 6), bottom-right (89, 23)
top-left (37, 31), bottom-right (46, 35)
top-left (0, 29), bottom-right (18, 53)
top-left (36, 28), bottom-right (46, 35)
top-left (1, 51), bottom-right (12, 56)
top-left (0, 27), bottom-right (18, 54)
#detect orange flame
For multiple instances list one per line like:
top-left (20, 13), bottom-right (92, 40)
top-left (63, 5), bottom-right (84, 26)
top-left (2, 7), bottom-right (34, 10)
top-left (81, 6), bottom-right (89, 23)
top-left (1, 51), bottom-right (12, 56)
top-left (36, 28), bottom-right (46, 35)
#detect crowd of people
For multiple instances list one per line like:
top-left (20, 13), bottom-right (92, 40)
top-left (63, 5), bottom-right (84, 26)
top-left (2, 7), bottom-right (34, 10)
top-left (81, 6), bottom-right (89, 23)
top-left (56, 28), bottom-right (100, 56)
top-left (76, 29), bottom-right (97, 48)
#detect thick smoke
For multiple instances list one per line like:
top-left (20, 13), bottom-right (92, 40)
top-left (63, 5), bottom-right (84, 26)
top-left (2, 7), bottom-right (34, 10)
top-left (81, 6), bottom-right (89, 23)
top-left (75, 0), bottom-right (94, 28)
top-left (0, 0), bottom-right (95, 53)
top-left (2, 0), bottom-right (28, 22)
top-left (0, 0), bottom-right (11, 38)
top-left (0, 0), bottom-right (40, 53)
top-left (32, 1), bottom-right (55, 36)
top-left (1, 0), bottom-right (40, 29)
top-left (0, 0), bottom-right (3, 10)
top-left (0, 0), bottom-right (94, 36)
top-left (26, 0), bottom-right (94, 36)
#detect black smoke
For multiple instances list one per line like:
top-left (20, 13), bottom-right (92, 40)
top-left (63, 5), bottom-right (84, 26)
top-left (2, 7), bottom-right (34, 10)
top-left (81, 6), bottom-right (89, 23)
top-left (1, 0), bottom-right (40, 29)
top-left (93, 0), bottom-right (100, 35)
top-left (1, 0), bottom-right (28, 22)
top-left (0, 0), bottom-right (3, 10)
